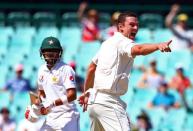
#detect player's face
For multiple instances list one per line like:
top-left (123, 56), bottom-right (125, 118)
top-left (119, 16), bottom-right (139, 40)
top-left (178, 21), bottom-right (187, 29)
top-left (16, 70), bottom-right (23, 78)
top-left (42, 50), bottom-right (61, 68)
top-left (159, 86), bottom-right (167, 93)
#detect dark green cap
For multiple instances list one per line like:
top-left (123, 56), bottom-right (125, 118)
top-left (40, 36), bottom-right (62, 51)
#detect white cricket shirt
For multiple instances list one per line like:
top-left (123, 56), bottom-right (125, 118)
top-left (92, 32), bottom-right (136, 96)
top-left (37, 60), bottom-right (77, 118)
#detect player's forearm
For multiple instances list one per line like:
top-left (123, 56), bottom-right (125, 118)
top-left (53, 98), bottom-right (72, 106)
top-left (84, 62), bottom-right (96, 92)
top-left (77, 9), bottom-right (84, 20)
top-left (66, 88), bottom-right (77, 102)
top-left (132, 44), bottom-right (159, 56)
top-left (53, 96), bottom-right (75, 106)
top-left (165, 11), bottom-right (176, 28)
top-left (37, 89), bottom-right (46, 103)
top-left (77, 2), bottom-right (87, 20)
top-left (84, 72), bottom-right (95, 92)
top-left (54, 88), bottom-right (77, 106)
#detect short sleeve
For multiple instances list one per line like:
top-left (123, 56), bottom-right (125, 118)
top-left (119, 39), bottom-right (136, 58)
top-left (63, 67), bottom-right (76, 89)
top-left (92, 50), bottom-right (100, 65)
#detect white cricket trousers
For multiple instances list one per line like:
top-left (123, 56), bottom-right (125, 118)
top-left (87, 91), bottom-right (130, 131)
top-left (40, 111), bottom-right (80, 131)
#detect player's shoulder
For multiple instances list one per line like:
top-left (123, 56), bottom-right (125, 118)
top-left (101, 34), bottom-right (117, 47)
top-left (38, 64), bottom-right (46, 73)
top-left (58, 61), bottom-right (75, 72)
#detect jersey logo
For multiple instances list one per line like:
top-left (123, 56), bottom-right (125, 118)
top-left (52, 76), bottom-right (59, 83)
top-left (70, 75), bottom-right (75, 81)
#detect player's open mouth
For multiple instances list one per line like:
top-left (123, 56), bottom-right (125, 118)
top-left (131, 32), bottom-right (136, 37)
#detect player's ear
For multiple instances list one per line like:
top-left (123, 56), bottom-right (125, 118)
top-left (118, 23), bottom-right (124, 32)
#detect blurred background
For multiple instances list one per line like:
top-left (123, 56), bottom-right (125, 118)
top-left (0, 0), bottom-right (193, 131)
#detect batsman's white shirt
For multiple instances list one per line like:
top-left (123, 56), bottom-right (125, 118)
top-left (38, 61), bottom-right (79, 129)
top-left (92, 32), bottom-right (136, 96)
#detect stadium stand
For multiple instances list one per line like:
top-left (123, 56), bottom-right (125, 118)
top-left (62, 12), bottom-right (80, 27)
top-left (7, 12), bottom-right (31, 27)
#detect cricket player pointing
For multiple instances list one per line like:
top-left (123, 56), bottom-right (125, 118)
top-left (79, 12), bottom-right (172, 131)
top-left (28, 36), bottom-right (80, 131)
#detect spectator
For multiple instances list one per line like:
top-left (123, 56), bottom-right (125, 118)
top-left (102, 11), bottom-right (120, 40)
top-left (0, 107), bottom-right (16, 131)
top-left (165, 4), bottom-right (193, 51)
top-left (69, 61), bottom-right (84, 92)
top-left (77, 1), bottom-right (101, 42)
top-left (138, 60), bottom-right (163, 89)
top-left (136, 111), bottom-right (152, 131)
top-left (3, 64), bottom-right (32, 92)
top-left (148, 82), bottom-right (180, 110)
top-left (169, 66), bottom-right (191, 95)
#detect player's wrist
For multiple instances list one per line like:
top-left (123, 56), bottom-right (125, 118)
top-left (85, 88), bottom-right (92, 95)
top-left (42, 100), bottom-right (55, 110)
top-left (84, 91), bottom-right (89, 97)
top-left (49, 101), bottom-right (55, 108)
top-left (60, 95), bottom-right (68, 105)
top-left (157, 44), bottom-right (161, 50)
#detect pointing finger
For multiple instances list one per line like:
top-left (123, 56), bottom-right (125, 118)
top-left (167, 40), bottom-right (172, 46)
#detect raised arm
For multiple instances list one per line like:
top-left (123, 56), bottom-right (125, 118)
top-left (165, 4), bottom-right (180, 28)
top-left (131, 40), bottom-right (172, 56)
top-left (77, 1), bottom-right (88, 20)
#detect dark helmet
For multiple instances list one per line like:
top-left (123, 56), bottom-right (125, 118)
top-left (40, 36), bottom-right (62, 52)
top-left (40, 36), bottom-right (63, 68)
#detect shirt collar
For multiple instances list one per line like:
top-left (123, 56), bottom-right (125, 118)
top-left (43, 60), bottom-right (63, 72)
top-left (114, 32), bottom-right (134, 43)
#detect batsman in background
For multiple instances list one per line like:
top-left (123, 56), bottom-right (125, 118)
top-left (79, 12), bottom-right (172, 131)
top-left (26, 36), bottom-right (80, 131)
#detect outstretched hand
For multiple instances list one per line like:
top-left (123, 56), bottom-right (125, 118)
top-left (78, 92), bottom-right (90, 112)
top-left (158, 40), bottom-right (172, 52)
top-left (171, 4), bottom-right (180, 13)
top-left (79, 1), bottom-right (88, 11)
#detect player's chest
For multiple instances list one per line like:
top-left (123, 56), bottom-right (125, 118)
top-left (40, 70), bottom-right (63, 87)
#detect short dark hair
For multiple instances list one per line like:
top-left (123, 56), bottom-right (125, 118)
top-left (0, 107), bottom-right (9, 114)
top-left (176, 67), bottom-right (184, 73)
top-left (117, 12), bottom-right (137, 25)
